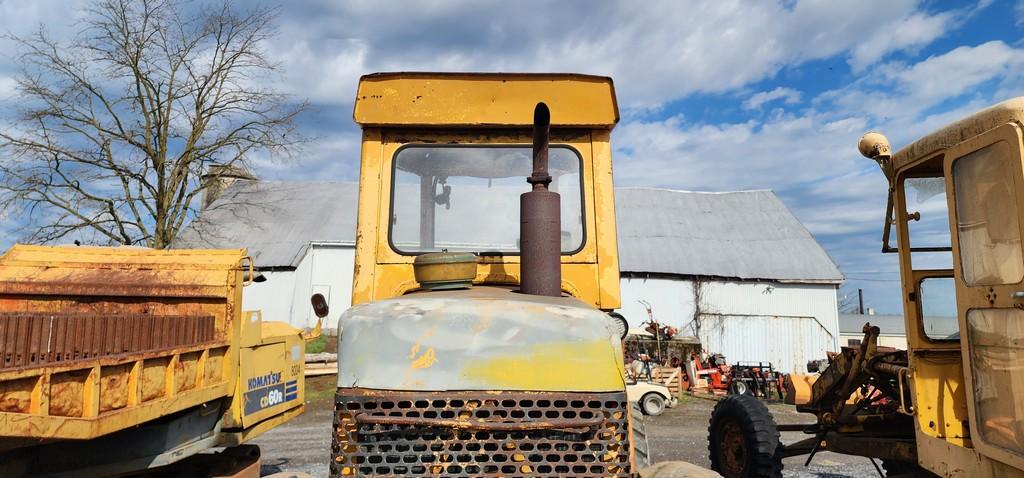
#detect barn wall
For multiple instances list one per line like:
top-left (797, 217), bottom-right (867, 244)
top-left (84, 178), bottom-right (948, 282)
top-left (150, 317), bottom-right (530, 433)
top-left (618, 276), bottom-right (696, 331)
top-left (241, 270), bottom-right (297, 324)
top-left (242, 243), bottom-right (355, 329)
top-left (618, 274), bottom-right (839, 373)
top-left (287, 244), bottom-right (355, 329)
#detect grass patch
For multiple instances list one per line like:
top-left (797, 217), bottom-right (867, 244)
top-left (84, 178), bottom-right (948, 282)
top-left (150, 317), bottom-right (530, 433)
top-left (304, 376), bottom-right (336, 403)
top-left (305, 334), bottom-right (329, 354)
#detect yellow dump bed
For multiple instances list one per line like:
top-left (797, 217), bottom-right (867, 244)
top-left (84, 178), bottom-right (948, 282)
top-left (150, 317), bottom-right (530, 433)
top-left (0, 245), bottom-right (246, 440)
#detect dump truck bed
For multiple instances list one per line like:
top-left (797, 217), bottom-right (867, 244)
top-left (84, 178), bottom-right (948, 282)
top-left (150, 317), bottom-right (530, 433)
top-left (0, 245), bottom-right (245, 441)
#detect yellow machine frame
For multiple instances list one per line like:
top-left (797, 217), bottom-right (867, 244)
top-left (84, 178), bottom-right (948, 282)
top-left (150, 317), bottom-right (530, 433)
top-left (886, 98), bottom-right (1024, 476)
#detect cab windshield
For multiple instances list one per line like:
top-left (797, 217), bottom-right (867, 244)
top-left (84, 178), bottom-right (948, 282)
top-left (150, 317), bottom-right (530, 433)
top-left (390, 145), bottom-right (584, 254)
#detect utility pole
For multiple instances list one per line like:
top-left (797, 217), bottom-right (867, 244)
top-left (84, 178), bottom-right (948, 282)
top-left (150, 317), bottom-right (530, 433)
top-left (858, 289), bottom-right (865, 314)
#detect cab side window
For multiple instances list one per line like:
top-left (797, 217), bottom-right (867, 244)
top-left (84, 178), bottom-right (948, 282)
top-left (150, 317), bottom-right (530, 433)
top-left (918, 277), bottom-right (959, 340)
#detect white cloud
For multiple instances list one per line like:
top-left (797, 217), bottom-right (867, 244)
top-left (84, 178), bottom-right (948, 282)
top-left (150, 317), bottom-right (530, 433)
top-left (613, 108), bottom-right (873, 198)
top-left (888, 41), bottom-right (1024, 102)
top-left (819, 41), bottom-right (1024, 123)
top-left (267, 0), bottom-right (958, 108)
top-left (847, 11), bottom-right (956, 72)
top-left (0, 76), bottom-right (16, 100)
top-left (744, 87), bottom-right (802, 110)
top-left (0, 0), bottom-right (88, 45)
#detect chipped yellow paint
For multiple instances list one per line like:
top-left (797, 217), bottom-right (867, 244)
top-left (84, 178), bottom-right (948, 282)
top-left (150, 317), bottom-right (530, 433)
top-left (462, 339), bottom-right (624, 391)
top-left (410, 348), bottom-right (437, 370)
top-left (407, 326), bottom-right (438, 370)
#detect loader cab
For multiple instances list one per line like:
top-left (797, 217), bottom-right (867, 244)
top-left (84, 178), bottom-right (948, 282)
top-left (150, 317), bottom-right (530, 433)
top-left (863, 99), bottom-right (1024, 476)
top-left (349, 73), bottom-right (622, 309)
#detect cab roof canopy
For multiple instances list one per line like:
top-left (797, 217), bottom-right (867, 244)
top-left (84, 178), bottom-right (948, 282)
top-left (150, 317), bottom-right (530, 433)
top-left (353, 72), bottom-right (619, 129)
top-left (893, 96), bottom-right (1024, 171)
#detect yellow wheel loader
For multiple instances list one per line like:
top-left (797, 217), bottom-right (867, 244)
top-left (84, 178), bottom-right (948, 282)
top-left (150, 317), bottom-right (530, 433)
top-left (708, 99), bottom-right (1024, 478)
top-left (326, 72), bottom-right (717, 478)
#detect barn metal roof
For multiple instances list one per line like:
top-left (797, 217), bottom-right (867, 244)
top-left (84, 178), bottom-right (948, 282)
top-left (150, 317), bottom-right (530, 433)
top-left (174, 180), bottom-right (358, 269)
top-left (176, 182), bottom-right (843, 283)
top-left (615, 188), bottom-right (843, 283)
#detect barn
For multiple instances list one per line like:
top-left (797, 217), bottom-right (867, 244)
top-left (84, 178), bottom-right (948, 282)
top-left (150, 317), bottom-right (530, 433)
top-left (615, 188), bottom-right (843, 373)
top-left (176, 179), bottom-right (843, 373)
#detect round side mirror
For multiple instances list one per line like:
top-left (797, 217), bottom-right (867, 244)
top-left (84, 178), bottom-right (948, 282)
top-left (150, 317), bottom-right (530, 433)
top-left (310, 293), bottom-right (329, 319)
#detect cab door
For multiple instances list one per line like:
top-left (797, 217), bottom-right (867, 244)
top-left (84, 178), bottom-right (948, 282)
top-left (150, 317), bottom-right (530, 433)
top-left (945, 122), bottom-right (1024, 470)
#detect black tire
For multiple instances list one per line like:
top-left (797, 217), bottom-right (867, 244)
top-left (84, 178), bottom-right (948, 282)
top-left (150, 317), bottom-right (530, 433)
top-left (728, 380), bottom-right (751, 396)
top-left (641, 393), bottom-right (666, 416)
top-left (708, 394), bottom-right (783, 478)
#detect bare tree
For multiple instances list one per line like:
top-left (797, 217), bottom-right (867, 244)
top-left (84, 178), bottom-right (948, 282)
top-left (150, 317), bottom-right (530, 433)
top-left (0, 0), bottom-right (305, 248)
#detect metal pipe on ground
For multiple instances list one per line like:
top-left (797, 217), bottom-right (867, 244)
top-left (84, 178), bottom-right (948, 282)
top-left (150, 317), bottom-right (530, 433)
top-left (520, 102), bottom-right (562, 297)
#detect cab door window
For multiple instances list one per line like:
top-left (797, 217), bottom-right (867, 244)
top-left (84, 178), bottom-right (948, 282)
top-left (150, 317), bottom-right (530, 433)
top-left (952, 141), bottom-right (1024, 285)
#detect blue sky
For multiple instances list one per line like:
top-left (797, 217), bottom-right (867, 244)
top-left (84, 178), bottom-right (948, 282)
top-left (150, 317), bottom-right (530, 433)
top-left (1, 0), bottom-right (1023, 313)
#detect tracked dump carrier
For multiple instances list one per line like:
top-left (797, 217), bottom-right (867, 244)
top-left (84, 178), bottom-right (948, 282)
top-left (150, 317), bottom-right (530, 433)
top-left (0, 245), bottom-right (305, 477)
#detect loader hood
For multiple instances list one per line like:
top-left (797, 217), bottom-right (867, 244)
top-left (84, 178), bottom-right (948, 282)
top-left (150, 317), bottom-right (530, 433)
top-left (336, 287), bottom-right (626, 392)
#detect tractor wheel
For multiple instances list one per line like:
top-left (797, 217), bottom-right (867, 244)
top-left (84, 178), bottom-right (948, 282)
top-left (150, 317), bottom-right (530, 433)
top-left (728, 380), bottom-right (751, 396)
top-left (707, 394), bottom-right (783, 478)
top-left (641, 392), bottom-right (667, 416)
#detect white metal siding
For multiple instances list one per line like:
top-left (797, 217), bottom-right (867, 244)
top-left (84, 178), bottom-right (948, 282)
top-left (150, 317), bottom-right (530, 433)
top-left (840, 333), bottom-right (907, 350)
top-left (618, 275), bottom-right (839, 372)
top-left (700, 315), bottom-right (835, 373)
top-left (240, 270), bottom-right (296, 324)
top-left (242, 243), bottom-right (355, 329)
top-left (289, 244), bottom-right (354, 329)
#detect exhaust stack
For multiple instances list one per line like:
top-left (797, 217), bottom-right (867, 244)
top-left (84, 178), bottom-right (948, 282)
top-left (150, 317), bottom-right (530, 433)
top-left (520, 103), bottom-right (562, 297)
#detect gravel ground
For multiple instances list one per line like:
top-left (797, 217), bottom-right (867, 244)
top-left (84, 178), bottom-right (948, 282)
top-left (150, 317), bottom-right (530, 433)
top-left (647, 394), bottom-right (879, 478)
top-left (254, 377), bottom-right (880, 477)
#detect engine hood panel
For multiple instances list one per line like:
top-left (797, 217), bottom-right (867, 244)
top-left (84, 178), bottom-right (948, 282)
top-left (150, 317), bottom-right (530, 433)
top-left (336, 287), bottom-right (625, 392)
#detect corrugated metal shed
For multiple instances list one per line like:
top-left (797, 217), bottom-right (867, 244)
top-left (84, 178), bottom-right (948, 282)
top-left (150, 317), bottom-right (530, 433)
top-left (176, 182), bottom-right (843, 285)
top-left (615, 188), bottom-right (843, 283)
top-left (700, 314), bottom-right (835, 373)
top-left (174, 181), bottom-right (358, 268)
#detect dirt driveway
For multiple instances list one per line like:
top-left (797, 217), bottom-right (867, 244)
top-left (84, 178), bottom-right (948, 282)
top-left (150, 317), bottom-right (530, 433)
top-left (253, 377), bottom-right (880, 477)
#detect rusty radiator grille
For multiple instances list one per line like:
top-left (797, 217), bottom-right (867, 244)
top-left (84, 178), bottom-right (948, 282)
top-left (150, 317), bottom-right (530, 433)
top-left (0, 312), bottom-right (216, 371)
top-left (332, 389), bottom-right (632, 478)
